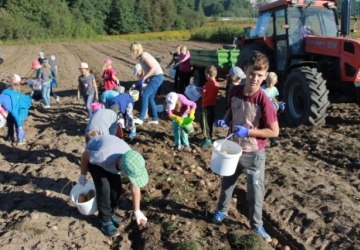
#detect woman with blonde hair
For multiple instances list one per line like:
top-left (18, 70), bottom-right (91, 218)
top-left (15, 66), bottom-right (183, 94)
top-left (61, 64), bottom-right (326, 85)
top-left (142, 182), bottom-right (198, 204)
top-left (130, 42), bottom-right (164, 125)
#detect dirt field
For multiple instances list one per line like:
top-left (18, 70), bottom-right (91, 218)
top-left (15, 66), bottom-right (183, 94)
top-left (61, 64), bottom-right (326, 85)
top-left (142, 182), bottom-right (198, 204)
top-left (0, 41), bottom-right (359, 250)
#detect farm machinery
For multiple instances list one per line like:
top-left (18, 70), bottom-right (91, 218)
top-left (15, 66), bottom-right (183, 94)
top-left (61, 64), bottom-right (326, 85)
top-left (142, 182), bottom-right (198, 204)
top-left (190, 0), bottom-right (360, 127)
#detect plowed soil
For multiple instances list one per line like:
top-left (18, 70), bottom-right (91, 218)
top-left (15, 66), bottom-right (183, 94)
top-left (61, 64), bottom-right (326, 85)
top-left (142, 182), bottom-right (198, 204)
top-left (0, 41), bottom-right (359, 250)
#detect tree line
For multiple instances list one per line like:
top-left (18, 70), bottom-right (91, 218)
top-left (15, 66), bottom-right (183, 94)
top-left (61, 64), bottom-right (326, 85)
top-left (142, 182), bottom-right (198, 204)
top-left (1, 0), bottom-right (358, 41)
top-left (0, 0), bottom-right (258, 41)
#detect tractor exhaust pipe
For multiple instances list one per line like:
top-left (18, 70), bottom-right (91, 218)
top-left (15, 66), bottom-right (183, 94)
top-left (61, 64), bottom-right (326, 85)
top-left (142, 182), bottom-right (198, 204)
top-left (341, 0), bottom-right (350, 36)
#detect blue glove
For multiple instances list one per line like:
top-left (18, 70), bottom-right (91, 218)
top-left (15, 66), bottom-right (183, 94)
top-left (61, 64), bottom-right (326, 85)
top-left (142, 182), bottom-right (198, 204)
top-left (279, 102), bottom-right (286, 111)
top-left (216, 120), bottom-right (228, 128)
top-left (234, 125), bottom-right (249, 138)
top-left (17, 127), bottom-right (25, 140)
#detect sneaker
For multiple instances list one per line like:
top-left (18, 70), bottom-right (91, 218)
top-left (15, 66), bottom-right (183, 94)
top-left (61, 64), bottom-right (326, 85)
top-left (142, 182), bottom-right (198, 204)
top-left (100, 222), bottom-right (119, 237)
top-left (174, 145), bottom-right (182, 151)
top-left (111, 215), bottom-right (120, 228)
top-left (147, 120), bottom-right (159, 125)
top-left (55, 96), bottom-right (60, 103)
top-left (183, 146), bottom-right (191, 152)
top-left (201, 139), bottom-right (212, 149)
top-left (212, 210), bottom-right (227, 224)
top-left (42, 105), bottom-right (50, 109)
top-left (17, 139), bottom-right (26, 145)
top-left (134, 118), bottom-right (143, 125)
top-left (254, 226), bottom-right (272, 243)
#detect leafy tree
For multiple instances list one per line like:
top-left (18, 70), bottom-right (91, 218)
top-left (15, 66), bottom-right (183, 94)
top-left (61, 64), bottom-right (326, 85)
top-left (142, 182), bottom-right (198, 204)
top-left (68, 0), bottom-right (111, 34)
top-left (106, 0), bottom-right (137, 34)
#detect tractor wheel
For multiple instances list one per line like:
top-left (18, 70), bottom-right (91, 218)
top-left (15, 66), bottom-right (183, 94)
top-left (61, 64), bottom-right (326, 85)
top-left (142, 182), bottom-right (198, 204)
top-left (283, 67), bottom-right (330, 127)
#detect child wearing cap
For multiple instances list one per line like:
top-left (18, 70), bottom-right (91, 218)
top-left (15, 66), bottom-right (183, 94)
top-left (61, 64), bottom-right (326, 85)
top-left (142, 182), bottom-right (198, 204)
top-left (0, 74), bottom-right (32, 145)
top-left (107, 92), bottom-right (137, 139)
top-left (225, 66), bottom-right (246, 103)
top-left (165, 92), bottom-right (196, 151)
top-left (200, 65), bottom-right (220, 149)
top-left (77, 62), bottom-right (99, 120)
top-left (78, 135), bottom-right (149, 236)
top-left (101, 58), bottom-right (120, 91)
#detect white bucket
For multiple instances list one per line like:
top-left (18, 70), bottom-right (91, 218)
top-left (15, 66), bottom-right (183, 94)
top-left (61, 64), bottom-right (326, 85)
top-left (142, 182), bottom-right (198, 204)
top-left (210, 139), bottom-right (242, 176)
top-left (117, 86), bottom-right (125, 93)
top-left (168, 68), bottom-right (176, 79)
top-left (184, 84), bottom-right (202, 102)
top-left (70, 182), bottom-right (98, 215)
top-left (129, 89), bottom-right (139, 102)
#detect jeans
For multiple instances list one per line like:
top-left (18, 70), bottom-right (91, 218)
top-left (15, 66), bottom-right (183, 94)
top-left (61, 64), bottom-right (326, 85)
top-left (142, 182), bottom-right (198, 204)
top-left (172, 120), bottom-right (189, 147)
top-left (138, 74), bottom-right (163, 121)
top-left (41, 81), bottom-right (51, 106)
top-left (83, 93), bottom-right (95, 119)
top-left (216, 150), bottom-right (266, 229)
top-left (88, 163), bottom-right (122, 224)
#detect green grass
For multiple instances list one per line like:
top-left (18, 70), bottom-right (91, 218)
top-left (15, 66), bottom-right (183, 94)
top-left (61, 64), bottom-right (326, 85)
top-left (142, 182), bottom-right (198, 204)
top-left (161, 221), bottom-right (178, 240)
top-left (174, 240), bottom-right (202, 250)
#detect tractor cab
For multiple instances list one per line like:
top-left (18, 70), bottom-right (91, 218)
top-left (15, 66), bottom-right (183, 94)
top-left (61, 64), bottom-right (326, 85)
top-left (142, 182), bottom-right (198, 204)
top-left (246, 0), bottom-right (339, 74)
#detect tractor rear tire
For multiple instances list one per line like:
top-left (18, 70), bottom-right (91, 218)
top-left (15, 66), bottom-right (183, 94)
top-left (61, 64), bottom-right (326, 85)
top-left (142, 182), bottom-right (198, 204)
top-left (283, 67), bottom-right (330, 127)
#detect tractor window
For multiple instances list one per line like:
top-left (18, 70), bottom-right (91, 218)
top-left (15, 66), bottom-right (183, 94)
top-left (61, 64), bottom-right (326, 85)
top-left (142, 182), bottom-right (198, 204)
top-left (275, 9), bottom-right (286, 36)
top-left (288, 7), bottom-right (337, 54)
top-left (250, 12), bottom-right (273, 37)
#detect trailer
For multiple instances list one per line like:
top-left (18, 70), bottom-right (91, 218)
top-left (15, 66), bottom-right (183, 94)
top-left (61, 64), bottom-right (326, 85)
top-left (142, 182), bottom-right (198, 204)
top-left (189, 48), bottom-right (240, 86)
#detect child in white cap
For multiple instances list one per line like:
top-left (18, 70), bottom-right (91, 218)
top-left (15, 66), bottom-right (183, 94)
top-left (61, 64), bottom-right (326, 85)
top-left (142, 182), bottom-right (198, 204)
top-left (77, 62), bottom-right (99, 120)
top-left (78, 134), bottom-right (148, 236)
top-left (165, 92), bottom-right (196, 151)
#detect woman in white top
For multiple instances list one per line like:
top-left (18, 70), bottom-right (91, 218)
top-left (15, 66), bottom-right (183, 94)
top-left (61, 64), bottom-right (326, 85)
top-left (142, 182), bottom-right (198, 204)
top-left (130, 42), bottom-right (164, 125)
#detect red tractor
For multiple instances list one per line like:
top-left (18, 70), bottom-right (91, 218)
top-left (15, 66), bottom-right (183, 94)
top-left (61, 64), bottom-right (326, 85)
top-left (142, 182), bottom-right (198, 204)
top-left (237, 0), bottom-right (359, 127)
